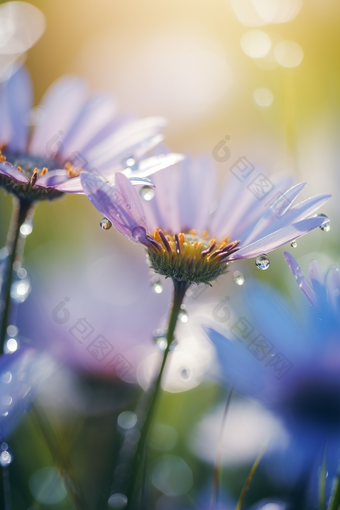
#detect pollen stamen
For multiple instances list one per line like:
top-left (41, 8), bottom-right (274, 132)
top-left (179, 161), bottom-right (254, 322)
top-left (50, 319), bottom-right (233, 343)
top-left (158, 229), bottom-right (172, 253)
top-left (41, 167), bottom-right (48, 176)
top-left (30, 168), bottom-right (39, 186)
top-left (64, 161), bottom-right (83, 178)
top-left (201, 240), bottom-right (216, 256)
top-left (0, 150), bottom-right (6, 163)
top-left (175, 234), bottom-right (181, 254)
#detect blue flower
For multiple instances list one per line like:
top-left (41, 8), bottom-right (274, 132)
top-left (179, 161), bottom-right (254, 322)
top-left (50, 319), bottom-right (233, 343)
top-left (204, 253), bottom-right (340, 507)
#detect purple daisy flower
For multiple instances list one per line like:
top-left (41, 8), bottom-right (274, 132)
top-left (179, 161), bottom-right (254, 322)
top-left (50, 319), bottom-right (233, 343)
top-left (0, 66), bottom-right (183, 203)
top-left (81, 156), bottom-right (331, 285)
top-left (204, 254), bottom-right (340, 508)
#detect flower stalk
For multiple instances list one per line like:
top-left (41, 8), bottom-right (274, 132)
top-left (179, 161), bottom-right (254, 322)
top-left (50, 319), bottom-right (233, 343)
top-left (0, 197), bottom-right (32, 354)
top-left (126, 278), bottom-right (190, 509)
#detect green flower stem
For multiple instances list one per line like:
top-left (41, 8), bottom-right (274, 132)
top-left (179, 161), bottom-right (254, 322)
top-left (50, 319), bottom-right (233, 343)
top-left (0, 197), bottom-right (32, 354)
top-left (126, 279), bottom-right (190, 509)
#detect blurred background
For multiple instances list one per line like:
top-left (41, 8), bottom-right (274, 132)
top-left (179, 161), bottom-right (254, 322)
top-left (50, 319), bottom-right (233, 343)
top-left (0, 0), bottom-right (339, 508)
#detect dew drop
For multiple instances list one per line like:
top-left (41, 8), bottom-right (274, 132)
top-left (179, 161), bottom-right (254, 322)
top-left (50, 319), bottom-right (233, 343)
top-left (153, 335), bottom-right (167, 351)
top-left (179, 368), bottom-right (191, 380)
top-left (0, 451), bottom-right (12, 466)
top-left (117, 411), bottom-right (137, 430)
top-left (140, 186), bottom-right (155, 201)
top-left (169, 339), bottom-right (178, 351)
top-left (10, 278), bottom-right (31, 303)
top-left (100, 218), bottom-right (112, 230)
top-left (178, 306), bottom-right (188, 323)
top-left (315, 213), bottom-right (330, 232)
top-left (0, 443), bottom-right (8, 451)
top-left (233, 271), bottom-right (244, 285)
top-left (4, 338), bottom-right (18, 353)
top-left (132, 226), bottom-right (146, 241)
top-left (20, 219), bottom-right (33, 237)
top-left (122, 156), bottom-right (136, 168)
top-left (1, 372), bottom-right (12, 384)
top-left (290, 240), bottom-right (297, 248)
top-left (150, 278), bottom-right (163, 294)
top-left (2, 395), bottom-right (12, 406)
top-left (108, 493), bottom-right (128, 509)
top-left (17, 268), bottom-right (27, 279)
top-left (255, 254), bottom-right (270, 270)
top-left (7, 325), bottom-right (18, 337)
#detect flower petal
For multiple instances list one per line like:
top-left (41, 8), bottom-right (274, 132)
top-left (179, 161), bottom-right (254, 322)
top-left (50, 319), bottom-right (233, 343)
top-left (308, 259), bottom-right (327, 306)
top-left (243, 182), bottom-right (307, 245)
top-left (249, 194), bottom-right (331, 242)
top-left (85, 117), bottom-right (167, 168)
top-left (80, 172), bottom-right (150, 244)
top-left (283, 252), bottom-right (317, 307)
top-left (29, 76), bottom-right (88, 156)
top-left (326, 266), bottom-right (340, 317)
top-left (34, 169), bottom-right (69, 188)
top-left (53, 175), bottom-right (83, 193)
top-left (0, 162), bottom-right (29, 184)
top-left (125, 153), bottom-right (185, 179)
top-left (229, 217), bottom-right (328, 260)
top-left (6, 66), bottom-right (32, 152)
top-left (114, 172), bottom-right (148, 231)
top-left (60, 93), bottom-right (117, 158)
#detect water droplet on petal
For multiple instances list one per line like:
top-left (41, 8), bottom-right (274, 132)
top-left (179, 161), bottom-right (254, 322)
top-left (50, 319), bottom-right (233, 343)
top-left (100, 218), bottom-right (112, 230)
top-left (108, 493), bottom-right (128, 509)
top-left (122, 156), bottom-right (136, 168)
top-left (178, 306), bottom-right (188, 323)
top-left (132, 226), bottom-right (146, 241)
top-left (140, 186), bottom-right (155, 201)
top-left (255, 254), bottom-right (270, 270)
top-left (290, 240), bottom-right (297, 248)
top-left (20, 219), bottom-right (34, 237)
top-left (315, 213), bottom-right (330, 232)
top-left (150, 278), bottom-right (163, 294)
top-left (233, 271), bottom-right (245, 285)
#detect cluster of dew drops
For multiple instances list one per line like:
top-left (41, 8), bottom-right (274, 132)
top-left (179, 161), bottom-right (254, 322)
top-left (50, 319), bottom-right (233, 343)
top-left (233, 214), bottom-right (330, 286)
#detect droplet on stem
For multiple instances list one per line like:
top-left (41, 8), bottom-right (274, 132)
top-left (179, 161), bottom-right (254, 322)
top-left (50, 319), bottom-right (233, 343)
top-left (178, 305), bottom-right (189, 323)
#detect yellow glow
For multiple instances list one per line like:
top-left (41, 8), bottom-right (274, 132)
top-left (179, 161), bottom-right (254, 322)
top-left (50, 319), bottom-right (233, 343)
top-left (241, 30), bottom-right (272, 59)
top-left (253, 87), bottom-right (274, 106)
top-left (274, 40), bottom-right (304, 68)
top-left (253, 0), bottom-right (303, 24)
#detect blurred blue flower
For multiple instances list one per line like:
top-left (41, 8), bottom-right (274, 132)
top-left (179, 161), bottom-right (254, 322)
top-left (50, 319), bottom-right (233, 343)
top-left (204, 253), bottom-right (340, 507)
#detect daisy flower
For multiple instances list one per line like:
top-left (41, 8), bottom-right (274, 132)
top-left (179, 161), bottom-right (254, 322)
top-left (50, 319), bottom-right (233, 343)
top-left (81, 156), bottom-right (331, 286)
top-left (0, 66), bottom-right (183, 203)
